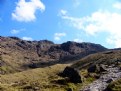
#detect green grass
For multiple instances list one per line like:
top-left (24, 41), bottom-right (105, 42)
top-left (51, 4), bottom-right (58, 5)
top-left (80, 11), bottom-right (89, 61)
top-left (107, 78), bottom-right (121, 91)
top-left (0, 63), bottom-right (97, 91)
top-left (71, 50), bottom-right (121, 70)
top-left (0, 64), bottom-right (71, 91)
top-left (2, 47), bottom-right (121, 91)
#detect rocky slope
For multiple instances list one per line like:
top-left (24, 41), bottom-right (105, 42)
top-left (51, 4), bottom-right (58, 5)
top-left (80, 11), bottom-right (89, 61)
top-left (66, 50), bottom-right (121, 91)
top-left (1, 36), bottom-right (121, 91)
top-left (0, 36), bottom-right (107, 73)
top-left (81, 66), bottom-right (121, 91)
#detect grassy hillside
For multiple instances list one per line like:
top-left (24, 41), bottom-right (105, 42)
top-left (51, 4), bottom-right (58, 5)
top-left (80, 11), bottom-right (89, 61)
top-left (70, 50), bottom-right (121, 91)
top-left (1, 50), bottom-right (121, 91)
top-left (0, 64), bottom-right (70, 91)
top-left (0, 36), bottom-right (107, 74)
top-left (71, 50), bottom-right (121, 69)
top-left (1, 36), bottom-right (121, 91)
top-left (0, 62), bottom-right (97, 91)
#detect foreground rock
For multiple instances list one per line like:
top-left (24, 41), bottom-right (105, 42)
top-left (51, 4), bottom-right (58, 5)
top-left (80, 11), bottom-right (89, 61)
top-left (81, 66), bottom-right (121, 91)
top-left (87, 64), bottom-right (107, 73)
top-left (99, 65), bottom-right (107, 72)
top-left (61, 66), bottom-right (82, 83)
top-left (87, 64), bottom-right (100, 73)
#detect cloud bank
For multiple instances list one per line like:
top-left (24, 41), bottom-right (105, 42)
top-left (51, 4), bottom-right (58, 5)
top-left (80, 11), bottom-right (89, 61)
top-left (59, 3), bottom-right (121, 48)
top-left (22, 37), bottom-right (33, 41)
top-left (12, 0), bottom-right (45, 22)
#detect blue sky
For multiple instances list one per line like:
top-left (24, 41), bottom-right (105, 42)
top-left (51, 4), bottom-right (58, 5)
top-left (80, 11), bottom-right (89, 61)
top-left (1, 0), bottom-right (121, 48)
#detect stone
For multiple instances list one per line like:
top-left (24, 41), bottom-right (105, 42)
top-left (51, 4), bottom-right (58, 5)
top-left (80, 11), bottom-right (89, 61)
top-left (90, 87), bottom-right (99, 91)
top-left (62, 66), bottom-right (82, 83)
top-left (99, 65), bottom-right (107, 72)
top-left (88, 64), bottom-right (100, 73)
top-left (88, 64), bottom-right (107, 73)
top-left (67, 88), bottom-right (73, 91)
top-left (34, 87), bottom-right (40, 90)
top-left (106, 78), bottom-right (114, 83)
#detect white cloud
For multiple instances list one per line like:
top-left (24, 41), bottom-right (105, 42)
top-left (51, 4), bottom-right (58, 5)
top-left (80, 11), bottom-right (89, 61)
top-left (60, 10), bottom-right (121, 48)
top-left (12, 0), bottom-right (45, 22)
top-left (22, 37), bottom-right (33, 41)
top-left (107, 36), bottom-right (121, 48)
top-left (54, 33), bottom-right (66, 41)
top-left (113, 2), bottom-right (121, 9)
top-left (11, 29), bottom-right (20, 34)
top-left (73, 38), bottom-right (83, 43)
top-left (59, 9), bottom-right (68, 16)
top-left (10, 28), bottom-right (25, 34)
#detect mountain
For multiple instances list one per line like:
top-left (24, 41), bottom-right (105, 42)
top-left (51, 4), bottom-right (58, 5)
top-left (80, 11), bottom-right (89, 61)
top-left (0, 36), bottom-right (107, 74)
top-left (1, 36), bottom-right (121, 91)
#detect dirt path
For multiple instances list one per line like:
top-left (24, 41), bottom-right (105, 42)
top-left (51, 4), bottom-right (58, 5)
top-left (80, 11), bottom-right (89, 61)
top-left (81, 66), bottom-right (121, 91)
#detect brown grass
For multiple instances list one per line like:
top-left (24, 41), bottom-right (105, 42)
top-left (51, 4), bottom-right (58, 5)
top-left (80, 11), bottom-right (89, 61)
top-left (0, 63), bottom-right (71, 91)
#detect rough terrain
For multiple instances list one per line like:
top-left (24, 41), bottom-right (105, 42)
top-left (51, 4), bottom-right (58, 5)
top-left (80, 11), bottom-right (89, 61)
top-left (0, 36), bottom-right (107, 73)
top-left (81, 66), bottom-right (121, 91)
top-left (1, 36), bottom-right (121, 91)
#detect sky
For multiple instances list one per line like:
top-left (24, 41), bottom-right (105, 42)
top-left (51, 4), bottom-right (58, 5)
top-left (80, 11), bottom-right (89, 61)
top-left (1, 0), bottom-right (121, 48)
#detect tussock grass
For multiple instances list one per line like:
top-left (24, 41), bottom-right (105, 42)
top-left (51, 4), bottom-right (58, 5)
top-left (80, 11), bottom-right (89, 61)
top-left (107, 78), bottom-right (121, 91)
top-left (0, 64), bottom-right (71, 91)
top-left (72, 50), bottom-right (121, 69)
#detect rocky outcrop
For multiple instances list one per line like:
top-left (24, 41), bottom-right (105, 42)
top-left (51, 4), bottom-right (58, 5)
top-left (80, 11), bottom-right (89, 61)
top-left (88, 64), bottom-right (107, 73)
top-left (61, 66), bottom-right (82, 83)
top-left (0, 37), bottom-right (107, 61)
top-left (61, 41), bottom-right (106, 55)
top-left (82, 66), bottom-right (121, 91)
top-left (0, 36), bottom-right (107, 71)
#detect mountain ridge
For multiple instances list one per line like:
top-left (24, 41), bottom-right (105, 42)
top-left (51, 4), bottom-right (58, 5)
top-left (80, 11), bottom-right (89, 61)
top-left (1, 36), bottom-right (121, 91)
top-left (0, 36), bottom-right (107, 73)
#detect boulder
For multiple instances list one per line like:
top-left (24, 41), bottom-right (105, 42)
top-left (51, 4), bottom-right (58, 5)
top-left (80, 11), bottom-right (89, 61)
top-left (88, 64), bottom-right (100, 73)
top-left (88, 64), bottom-right (107, 73)
top-left (99, 64), bottom-right (107, 72)
top-left (61, 66), bottom-right (82, 83)
top-left (106, 78), bottom-right (114, 83)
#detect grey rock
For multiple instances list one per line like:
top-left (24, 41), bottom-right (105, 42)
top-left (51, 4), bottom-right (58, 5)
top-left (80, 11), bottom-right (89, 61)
top-left (87, 64), bottom-right (100, 73)
top-left (61, 66), bottom-right (82, 83)
top-left (106, 78), bottom-right (114, 83)
top-left (99, 64), bottom-right (107, 72)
